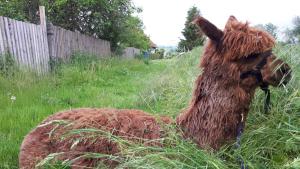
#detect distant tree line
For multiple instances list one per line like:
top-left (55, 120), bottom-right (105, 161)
top-left (0, 0), bottom-right (150, 52)
top-left (256, 17), bottom-right (300, 44)
top-left (284, 16), bottom-right (300, 44)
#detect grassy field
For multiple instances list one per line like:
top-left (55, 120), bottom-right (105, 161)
top-left (0, 46), bottom-right (299, 169)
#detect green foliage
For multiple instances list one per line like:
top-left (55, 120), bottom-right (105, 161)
top-left (134, 53), bottom-right (150, 65)
top-left (150, 48), bottom-right (165, 60)
top-left (44, 0), bottom-right (139, 51)
top-left (285, 16), bottom-right (300, 44)
top-left (178, 6), bottom-right (204, 52)
top-left (256, 23), bottom-right (278, 39)
top-left (0, 0), bottom-right (150, 51)
top-left (119, 16), bottom-right (150, 50)
top-left (292, 16), bottom-right (300, 37)
top-left (0, 0), bottom-right (39, 22)
top-left (0, 45), bottom-right (299, 168)
top-left (0, 53), bottom-right (17, 77)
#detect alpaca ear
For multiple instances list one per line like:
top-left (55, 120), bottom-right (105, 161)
top-left (225, 15), bottom-right (238, 30)
top-left (193, 16), bottom-right (223, 42)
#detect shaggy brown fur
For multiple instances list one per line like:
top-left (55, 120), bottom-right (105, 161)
top-left (19, 16), bottom-right (291, 168)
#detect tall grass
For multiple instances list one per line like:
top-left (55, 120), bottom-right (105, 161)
top-left (0, 45), bottom-right (299, 169)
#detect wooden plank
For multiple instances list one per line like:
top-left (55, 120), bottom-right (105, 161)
top-left (39, 25), bottom-right (46, 72)
top-left (66, 30), bottom-right (71, 59)
top-left (4, 17), bottom-right (14, 62)
top-left (65, 29), bottom-right (69, 58)
top-left (55, 27), bottom-right (60, 59)
top-left (39, 24), bottom-right (46, 73)
top-left (33, 25), bottom-right (41, 72)
top-left (25, 23), bottom-right (34, 68)
top-left (47, 23), bottom-right (54, 60)
top-left (23, 22), bottom-right (32, 68)
top-left (30, 24), bottom-right (38, 71)
top-left (42, 25), bottom-right (50, 72)
top-left (10, 19), bottom-right (21, 65)
top-left (62, 28), bottom-right (67, 59)
top-left (59, 27), bottom-right (64, 59)
top-left (17, 21), bottom-right (25, 66)
top-left (36, 25), bottom-right (43, 73)
top-left (0, 17), bottom-right (8, 54)
top-left (56, 27), bottom-right (61, 59)
top-left (37, 25), bottom-right (44, 73)
top-left (21, 22), bottom-right (29, 67)
top-left (51, 26), bottom-right (57, 59)
top-left (0, 17), bottom-right (5, 54)
top-left (18, 20), bottom-right (27, 67)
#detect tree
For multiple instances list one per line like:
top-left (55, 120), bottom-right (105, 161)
top-left (119, 16), bottom-right (150, 50)
top-left (0, 0), bottom-right (150, 52)
top-left (255, 23), bottom-right (278, 39)
top-left (284, 16), bottom-right (300, 44)
top-left (178, 6), bottom-right (204, 52)
top-left (264, 23), bottom-right (278, 39)
top-left (0, 0), bottom-right (39, 22)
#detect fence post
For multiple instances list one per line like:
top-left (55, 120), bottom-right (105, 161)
top-left (47, 23), bottom-right (54, 61)
top-left (39, 6), bottom-right (51, 71)
top-left (39, 6), bottom-right (46, 28)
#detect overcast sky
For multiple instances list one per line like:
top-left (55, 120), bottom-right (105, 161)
top-left (132, 0), bottom-right (300, 47)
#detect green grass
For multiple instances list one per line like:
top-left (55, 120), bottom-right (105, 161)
top-left (0, 45), bottom-right (299, 169)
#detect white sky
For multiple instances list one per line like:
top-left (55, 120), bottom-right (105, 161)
top-left (132, 0), bottom-right (300, 46)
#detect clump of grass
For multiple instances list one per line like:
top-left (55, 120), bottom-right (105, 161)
top-left (0, 53), bottom-right (18, 77)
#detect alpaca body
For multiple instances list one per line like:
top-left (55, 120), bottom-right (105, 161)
top-left (19, 108), bottom-right (172, 168)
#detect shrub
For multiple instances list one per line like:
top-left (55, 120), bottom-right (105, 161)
top-left (0, 53), bottom-right (17, 76)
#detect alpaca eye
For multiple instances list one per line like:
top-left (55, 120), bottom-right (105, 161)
top-left (244, 53), bottom-right (259, 61)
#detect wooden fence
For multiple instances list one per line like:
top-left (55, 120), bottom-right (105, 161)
top-left (0, 16), bottom-right (50, 73)
top-left (47, 24), bottom-right (111, 60)
top-left (0, 6), bottom-right (111, 73)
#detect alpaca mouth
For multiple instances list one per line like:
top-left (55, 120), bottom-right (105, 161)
top-left (280, 71), bottom-right (292, 86)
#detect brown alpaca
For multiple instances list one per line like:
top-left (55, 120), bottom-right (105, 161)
top-left (19, 16), bottom-right (291, 168)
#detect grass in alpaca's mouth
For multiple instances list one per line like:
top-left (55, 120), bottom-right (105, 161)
top-left (1, 46), bottom-right (300, 168)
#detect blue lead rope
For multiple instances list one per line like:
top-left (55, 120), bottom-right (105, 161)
top-left (236, 118), bottom-right (248, 169)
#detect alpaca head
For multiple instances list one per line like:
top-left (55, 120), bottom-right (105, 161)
top-left (194, 16), bottom-right (291, 88)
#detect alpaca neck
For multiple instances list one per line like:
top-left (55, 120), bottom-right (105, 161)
top-left (176, 72), bottom-right (256, 149)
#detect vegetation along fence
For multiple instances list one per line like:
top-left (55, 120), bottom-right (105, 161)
top-left (0, 6), bottom-right (111, 73)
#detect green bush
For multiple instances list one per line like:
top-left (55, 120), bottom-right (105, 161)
top-left (150, 49), bottom-right (165, 60)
